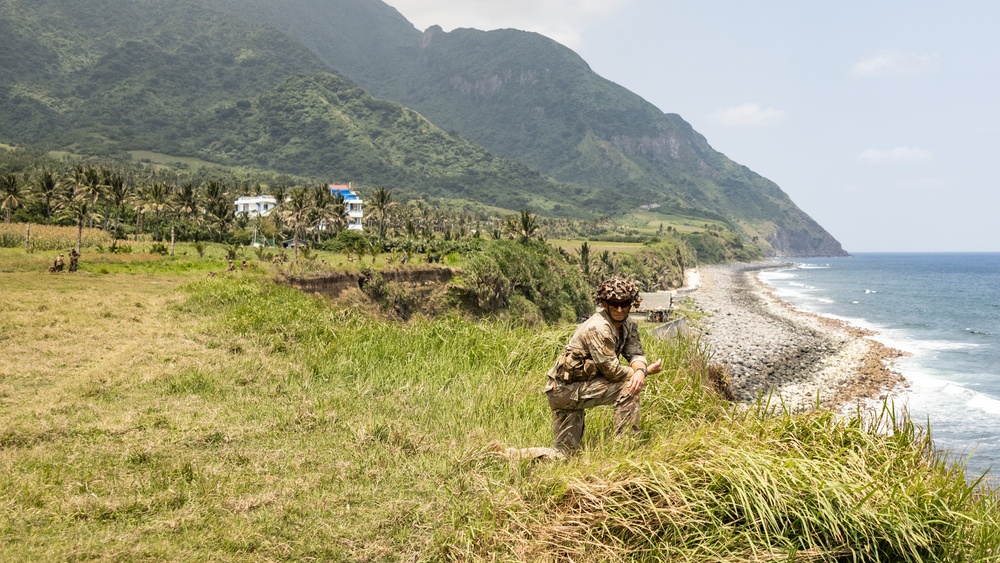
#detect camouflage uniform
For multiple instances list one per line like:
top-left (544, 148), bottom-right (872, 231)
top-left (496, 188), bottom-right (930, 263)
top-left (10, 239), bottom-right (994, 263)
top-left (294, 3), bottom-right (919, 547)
top-left (68, 249), bottom-right (80, 272)
top-left (545, 308), bottom-right (648, 453)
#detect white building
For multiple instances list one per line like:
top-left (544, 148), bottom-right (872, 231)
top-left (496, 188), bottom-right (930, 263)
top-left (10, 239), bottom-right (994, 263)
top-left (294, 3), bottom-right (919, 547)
top-left (329, 184), bottom-right (364, 231)
top-left (234, 194), bottom-right (278, 217)
top-left (234, 185), bottom-right (363, 232)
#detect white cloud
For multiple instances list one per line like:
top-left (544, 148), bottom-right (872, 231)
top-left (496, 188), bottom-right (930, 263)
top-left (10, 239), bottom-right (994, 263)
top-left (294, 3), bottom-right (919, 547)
top-left (383, 0), bottom-right (631, 48)
top-left (710, 103), bottom-right (786, 127)
top-left (857, 147), bottom-right (933, 163)
top-left (853, 50), bottom-right (939, 77)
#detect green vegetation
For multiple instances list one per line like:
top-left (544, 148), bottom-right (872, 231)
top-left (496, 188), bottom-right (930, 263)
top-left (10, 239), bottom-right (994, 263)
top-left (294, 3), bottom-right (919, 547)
top-left (0, 148), bottom-right (754, 283)
top-left (1, 253), bottom-right (997, 560)
top-left (456, 239), bottom-right (593, 323)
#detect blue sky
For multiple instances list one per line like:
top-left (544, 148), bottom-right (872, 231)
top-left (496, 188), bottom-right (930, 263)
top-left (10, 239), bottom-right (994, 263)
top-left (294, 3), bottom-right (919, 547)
top-left (384, 0), bottom-right (1000, 252)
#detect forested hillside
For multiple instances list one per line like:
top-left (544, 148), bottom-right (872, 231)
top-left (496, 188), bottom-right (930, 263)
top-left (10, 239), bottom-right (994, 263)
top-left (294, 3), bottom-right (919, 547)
top-left (0, 0), bottom-right (848, 256)
top-left (0, 0), bottom-right (595, 214)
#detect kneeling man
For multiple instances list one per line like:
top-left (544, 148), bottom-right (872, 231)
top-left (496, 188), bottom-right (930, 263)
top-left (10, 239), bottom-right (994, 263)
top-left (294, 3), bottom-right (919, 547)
top-left (545, 276), bottom-right (663, 454)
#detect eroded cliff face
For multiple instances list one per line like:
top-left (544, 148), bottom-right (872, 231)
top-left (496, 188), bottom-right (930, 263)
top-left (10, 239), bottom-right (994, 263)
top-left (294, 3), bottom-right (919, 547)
top-left (286, 265), bottom-right (455, 298)
top-left (607, 130), bottom-right (849, 258)
top-left (767, 227), bottom-right (849, 258)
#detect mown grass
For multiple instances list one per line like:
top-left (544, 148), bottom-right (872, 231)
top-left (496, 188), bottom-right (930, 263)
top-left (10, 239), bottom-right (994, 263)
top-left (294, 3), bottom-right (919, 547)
top-left (1, 252), bottom-right (999, 561)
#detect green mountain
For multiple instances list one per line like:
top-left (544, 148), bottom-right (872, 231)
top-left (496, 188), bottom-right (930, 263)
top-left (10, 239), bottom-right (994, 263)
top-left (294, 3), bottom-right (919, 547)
top-left (0, 0), bottom-right (594, 212)
top-left (0, 0), bottom-right (847, 256)
top-left (204, 0), bottom-right (847, 257)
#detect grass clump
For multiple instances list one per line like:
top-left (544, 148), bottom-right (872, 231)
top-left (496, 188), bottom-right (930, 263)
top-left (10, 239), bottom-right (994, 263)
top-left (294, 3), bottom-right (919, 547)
top-left (1, 262), bottom-right (998, 561)
top-left (480, 403), bottom-right (1000, 561)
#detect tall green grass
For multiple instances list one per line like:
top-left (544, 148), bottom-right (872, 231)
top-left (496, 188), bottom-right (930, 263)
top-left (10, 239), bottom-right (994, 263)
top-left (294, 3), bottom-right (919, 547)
top-left (2, 273), bottom-right (998, 561)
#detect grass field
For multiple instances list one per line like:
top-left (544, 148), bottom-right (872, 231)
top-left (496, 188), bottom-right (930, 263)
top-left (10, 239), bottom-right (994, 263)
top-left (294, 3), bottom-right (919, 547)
top-left (621, 209), bottom-right (729, 235)
top-left (2, 246), bottom-right (999, 561)
top-left (547, 239), bottom-right (647, 255)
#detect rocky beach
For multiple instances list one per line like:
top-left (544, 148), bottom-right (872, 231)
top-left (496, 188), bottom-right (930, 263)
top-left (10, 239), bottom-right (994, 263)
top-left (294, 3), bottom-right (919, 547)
top-left (680, 263), bottom-right (906, 411)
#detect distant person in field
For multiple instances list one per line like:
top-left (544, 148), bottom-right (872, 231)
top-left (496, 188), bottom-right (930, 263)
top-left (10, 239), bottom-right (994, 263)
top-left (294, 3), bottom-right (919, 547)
top-left (68, 248), bottom-right (80, 272)
top-left (545, 276), bottom-right (663, 454)
top-left (50, 253), bottom-right (65, 272)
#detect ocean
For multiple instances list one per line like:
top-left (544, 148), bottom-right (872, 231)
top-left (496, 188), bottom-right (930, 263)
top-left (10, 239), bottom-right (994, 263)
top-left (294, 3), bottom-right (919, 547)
top-left (757, 253), bottom-right (1000, 479)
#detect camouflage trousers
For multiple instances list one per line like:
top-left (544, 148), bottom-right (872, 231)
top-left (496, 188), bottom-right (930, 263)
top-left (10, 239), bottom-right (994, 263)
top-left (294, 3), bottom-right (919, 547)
top-left (545, 376), bottom-right (640, 454)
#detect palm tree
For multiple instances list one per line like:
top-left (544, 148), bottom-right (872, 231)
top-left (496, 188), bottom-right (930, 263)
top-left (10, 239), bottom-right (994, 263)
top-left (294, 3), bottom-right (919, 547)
top-left (506, 209), bottom-right (539, 243)
top-left (81, 166), bottom-right (106, 228)
top-left (598, 250), bottom-right (615, 276)
top-left (269, 184), bottom-right (288, 236)
top-left (173, 182), bottom-right (200, 240)
top-left (61, 166), bottom-right (96, 248)
top-left (369, 187), bottom-right (392, 241)
top-left (1, 174), bottom-right (22, 223)
top-left (202, 180), bottom-right (232, 242)
top-left (309, 184), bottom-right (335, 242)
top-left (328, 191), bottom-right (347, 234)
top-left (105, 171), bottom-right (133, 239)
top-left (280, 187), bottom-right (312, 262)
top-left (33, 169), bottom-right (63, 223)
top-left (59, 185), bottom-right (91, 253)
top-left (140, 182), bottom-right (172, 241)
top-left (578, 241), bottom-right (592, 281)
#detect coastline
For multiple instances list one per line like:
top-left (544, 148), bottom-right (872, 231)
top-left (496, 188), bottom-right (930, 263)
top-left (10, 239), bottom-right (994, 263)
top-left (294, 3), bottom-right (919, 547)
top-left (686, 263), bottom-right (907, 411)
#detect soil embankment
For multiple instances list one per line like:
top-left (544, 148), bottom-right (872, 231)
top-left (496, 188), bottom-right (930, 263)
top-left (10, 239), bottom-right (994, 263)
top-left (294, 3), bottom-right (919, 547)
top-left (285, 265), bottom-right (455, 299)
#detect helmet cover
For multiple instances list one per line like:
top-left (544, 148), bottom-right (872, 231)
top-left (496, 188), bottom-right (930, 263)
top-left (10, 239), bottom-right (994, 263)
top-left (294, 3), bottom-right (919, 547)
top-left (594, 276), bottom-right (642, 308)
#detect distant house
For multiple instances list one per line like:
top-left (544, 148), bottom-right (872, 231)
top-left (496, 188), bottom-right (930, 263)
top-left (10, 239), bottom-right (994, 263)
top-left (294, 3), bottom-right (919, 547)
top-left (234, 185), bottom-right (363, 232)
top-left (234, 195), bottom-right (278, 217)
top-left (329, 184), bottom-right (364, 231)
top-left (281, 237), bottom-right (310, 249)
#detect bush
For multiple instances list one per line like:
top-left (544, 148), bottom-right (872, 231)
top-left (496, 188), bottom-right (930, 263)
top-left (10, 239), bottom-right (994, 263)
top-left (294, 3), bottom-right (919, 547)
top-left (109, 240), bottom-right (132, 254)
top-left (320, 230), bottom-right (371, 253)
top-left (457, 239), bottom-right (591, 324)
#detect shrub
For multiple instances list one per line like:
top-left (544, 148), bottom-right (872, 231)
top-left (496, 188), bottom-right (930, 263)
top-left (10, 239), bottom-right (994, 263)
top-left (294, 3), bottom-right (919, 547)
top-left (109, 240), bottom-right (132, 254)
top-left (457, 239), bottom-right (591, 324)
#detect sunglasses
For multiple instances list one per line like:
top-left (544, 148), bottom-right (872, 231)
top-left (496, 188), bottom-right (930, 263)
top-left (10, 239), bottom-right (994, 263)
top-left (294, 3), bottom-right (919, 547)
top-left (606, 300), bottom-right (633, 309)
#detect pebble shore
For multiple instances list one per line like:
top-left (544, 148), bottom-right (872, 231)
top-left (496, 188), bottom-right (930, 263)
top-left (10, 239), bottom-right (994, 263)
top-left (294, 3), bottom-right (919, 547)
top-left (684, 263), bottom-right (906, 411)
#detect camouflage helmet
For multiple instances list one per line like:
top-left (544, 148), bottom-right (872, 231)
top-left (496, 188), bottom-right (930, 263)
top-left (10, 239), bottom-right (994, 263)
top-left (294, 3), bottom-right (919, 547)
top-left (594, 276), bottom-right (642, 308)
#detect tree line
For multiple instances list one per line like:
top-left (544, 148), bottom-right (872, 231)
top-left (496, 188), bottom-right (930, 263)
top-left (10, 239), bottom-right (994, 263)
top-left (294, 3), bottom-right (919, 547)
top-left (0, 156), bottom-right (554, 251)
